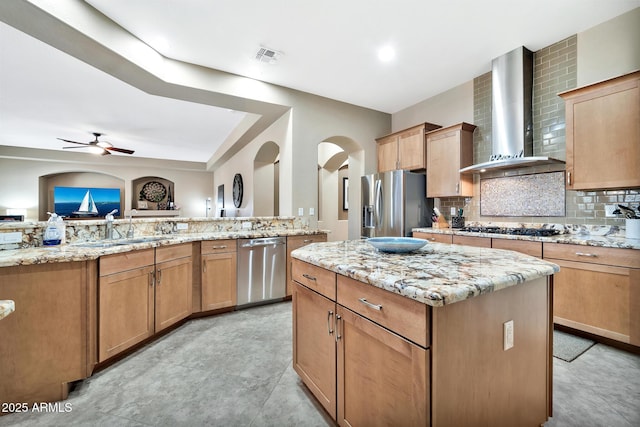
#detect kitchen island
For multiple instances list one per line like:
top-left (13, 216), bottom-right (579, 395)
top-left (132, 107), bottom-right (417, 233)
top-left (291, 239), bottom-right (559, 427)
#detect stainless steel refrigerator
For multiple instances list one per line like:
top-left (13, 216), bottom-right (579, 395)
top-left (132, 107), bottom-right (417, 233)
top-left (361, 170), bottom-right (433, 238)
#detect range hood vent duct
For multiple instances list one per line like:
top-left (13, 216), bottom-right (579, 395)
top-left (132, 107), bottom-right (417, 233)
top-left (460, 46), bottom-right (565, 173)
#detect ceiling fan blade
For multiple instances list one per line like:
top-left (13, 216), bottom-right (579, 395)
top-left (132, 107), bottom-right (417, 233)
top-left (57, 138), bottom-right (91, 146)
top-left (101, 149), bottom-right (111, 156)
top-left (106, 146), bottom-right (135, 155)
top-left (62, 146), bottom-right (90, 149)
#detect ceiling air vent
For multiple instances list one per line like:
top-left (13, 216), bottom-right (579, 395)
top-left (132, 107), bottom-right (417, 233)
top-left (255, 47), bottom-right (282, 64)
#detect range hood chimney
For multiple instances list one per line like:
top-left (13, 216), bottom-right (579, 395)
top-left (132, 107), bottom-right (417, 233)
top-left (460, 46), bottom-right (565, 173)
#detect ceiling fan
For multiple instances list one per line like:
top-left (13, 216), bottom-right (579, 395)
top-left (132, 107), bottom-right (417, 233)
top-left (57, 132), bottom-right (135, 155)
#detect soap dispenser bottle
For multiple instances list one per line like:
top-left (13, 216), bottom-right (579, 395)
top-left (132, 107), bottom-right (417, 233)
top-left (43, 212), bottom-right (64, 246)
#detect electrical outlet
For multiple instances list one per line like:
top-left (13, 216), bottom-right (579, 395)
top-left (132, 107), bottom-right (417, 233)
top-left (504, 320), bottom-right (514, 350)
top-left (0, 232), bottom-right (22, 244)
top-left (242, 221), bottom-right (253, 230)
top-left (605, 204), bottom-right (617, 218)
top-left (309, 207), bottom-right (315, 216)
top-left (176, 223), bottom-right (188, 230)
top-left (298, 208), bottom-right (304, 216)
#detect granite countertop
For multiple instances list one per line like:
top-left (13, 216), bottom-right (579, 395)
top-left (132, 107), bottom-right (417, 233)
top-left (0, 300), bottom-right (15, 320)
top-left (413, 227), bottom-right (640, 250)
top-left (0, 229), bottom-right (327, 268)
top-left (291, 240), bottom-right (559, 307)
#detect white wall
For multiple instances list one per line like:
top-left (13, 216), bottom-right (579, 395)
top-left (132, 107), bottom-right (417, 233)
top-left (392, 81), bottom-right (474, 132)
top-left (0, 151), bottom-right (214, 220)
top-left (577, 7), bottom-right (640, 87)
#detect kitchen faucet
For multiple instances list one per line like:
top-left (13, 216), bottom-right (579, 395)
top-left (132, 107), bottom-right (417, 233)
top-left (126, 210), bottom-right (136, 238)
top-left (105, 209), bottom-right (118, 239)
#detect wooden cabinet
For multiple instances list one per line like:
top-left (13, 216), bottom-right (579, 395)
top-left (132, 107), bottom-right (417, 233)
top-left (376, 123), bottom-right (441, 172)
top-left (336, 306), bottom-right (429, 427)
top-left (99, 244), bottom-right (193, 362)
top-left (286, 234), bottom-right (327, 296)
top-left (559, 70), bottom-right (640, 190)
top-left (0, 261), bottom-right (94, 404)
top-left (543, 243), bottom-right (640, 345)
top-left (413, 231), bottom-right (453, 244)
top-left (492, 238), bottom-right (542, 258)
top-left (426, 122), bottom-right (476, 197)
top-left (155, 244), bottom-right (193, 332)
top-left (292, 281), bottom-right (337, 419)
top-left (201, 240), bottom-right (237, 310)
top-left (452, 235), bottom-right (491, 248)
top-left (292, 259), bottom-right (429, 424)
top-left (98, 249), bottom-right (155, 362)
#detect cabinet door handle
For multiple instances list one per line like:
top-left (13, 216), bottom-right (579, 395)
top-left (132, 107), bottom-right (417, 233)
top-left (359, 298), bottom-right (383, 311)
top-left (327, 310), bottom-right (334, 335)
top-left (302, 273), bottom-right (317, 281)
top-left (149, 271), bottom-right (154, 287)
top-left (303, 239), bottom-right (312, 243)
top-left (575, 252), bottom-right (598, 258)
top-left (335, 314), bottom-right (342, 342)
top-left (157, 269), bottom-right (162, 285)
top-left (567, 171), bottom-right (571, 185)
top-left (456, 182), bottom-right (460, 194)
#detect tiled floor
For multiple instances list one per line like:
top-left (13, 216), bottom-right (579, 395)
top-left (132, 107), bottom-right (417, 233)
top-left (1, 301), bottom-right (638, 426)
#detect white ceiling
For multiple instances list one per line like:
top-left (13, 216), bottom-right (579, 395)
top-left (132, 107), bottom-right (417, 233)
top-left (1, 0), bottom-right (638, 163)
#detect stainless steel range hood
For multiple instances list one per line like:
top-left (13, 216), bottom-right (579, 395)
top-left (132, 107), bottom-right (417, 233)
top-left (460, 46), bottom-right (565, 174)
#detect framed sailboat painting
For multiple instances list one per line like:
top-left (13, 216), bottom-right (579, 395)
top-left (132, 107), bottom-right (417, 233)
top-left (53, 187), bottom-right (121, 218)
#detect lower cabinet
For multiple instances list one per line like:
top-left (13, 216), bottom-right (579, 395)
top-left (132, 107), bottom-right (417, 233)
top-left (413, 231), bottom-right (452, 244)
top-left (98, 244), bottom-right (193, 363)
top-left (544, 243), bottom-right (640, 345)
top-left (201, 240), bottom-right (237, 311)
top-left (336, 306), bottom-right (428, 427)
top-left (292, 259), bottom-right (429, 425)
top-left (452, 235), bottom-right (491, 247)
top-left (286, 234), bottom-right (327, 296)
top-left (0, 261), bottom-right (94, 404)
top-left (155, 244), bottom-right (193, 332)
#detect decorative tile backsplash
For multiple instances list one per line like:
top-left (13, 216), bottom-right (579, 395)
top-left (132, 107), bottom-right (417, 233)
top-left (480, 172), bottom-right (565, 217)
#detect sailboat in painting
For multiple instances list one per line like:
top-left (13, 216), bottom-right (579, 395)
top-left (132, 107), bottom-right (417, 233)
top-left (72, 190), bottom-right (99, 216)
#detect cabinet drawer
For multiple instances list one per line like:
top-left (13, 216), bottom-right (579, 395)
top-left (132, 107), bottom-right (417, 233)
top-left (337, 275), bottom-right (429, 348)
top-left (452, 235), bottom-right (491, 248)
top-left (100, 249), bottom-right (154, 276)
top-left (292, 259), bottom-right (336, 300)
top-left (201, 239), bottom-right (236, 255)
top-left (287, 234), bottom-right (327, 249)
top-left (492, 239), bottom-right (542, 258)
top-left (544, 243), bottom-right (640, 268)
top-left (413, 232), bottom-right (452, 244)
top-left (156, 243), bottom-right (192, 263)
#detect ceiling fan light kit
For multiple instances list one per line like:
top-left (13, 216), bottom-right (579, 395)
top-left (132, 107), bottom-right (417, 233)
top-left (57, 132), bottom-right (135, 156)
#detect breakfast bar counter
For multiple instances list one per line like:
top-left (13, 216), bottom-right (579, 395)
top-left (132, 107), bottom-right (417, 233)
top-left (290, 240), bottom-right (558, 426)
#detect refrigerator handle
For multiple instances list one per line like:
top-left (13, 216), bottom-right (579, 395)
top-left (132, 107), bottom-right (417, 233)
top-left (374, 179), bottom-right (383, 229)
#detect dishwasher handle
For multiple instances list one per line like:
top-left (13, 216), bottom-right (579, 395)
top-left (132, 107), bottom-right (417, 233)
top-left (240, 239), bottom-right (286, 248)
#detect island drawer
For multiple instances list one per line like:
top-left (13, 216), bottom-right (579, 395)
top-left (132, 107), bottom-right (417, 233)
top-left (543, 243), bottom-right (640, 268)
top-left (201, 239), bottom-right (236, 255)
top-left (292, 259), bottom-right (336, 300)
top-left (337, 275), bottom-right (429, 348)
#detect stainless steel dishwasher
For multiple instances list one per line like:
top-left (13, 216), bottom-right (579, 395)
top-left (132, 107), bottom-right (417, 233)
top-left (237, 237), bottom-right (287, 307)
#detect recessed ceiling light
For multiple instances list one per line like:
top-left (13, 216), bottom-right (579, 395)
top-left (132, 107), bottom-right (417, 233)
top-left (377, 45), bottom-right (395, 62)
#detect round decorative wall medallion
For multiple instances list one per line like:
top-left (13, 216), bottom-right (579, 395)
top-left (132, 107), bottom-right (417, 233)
top-left (232, 173), bottom-right (243, 208)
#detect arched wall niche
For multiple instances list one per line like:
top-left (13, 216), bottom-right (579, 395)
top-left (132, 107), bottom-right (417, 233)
top-left (253, 141), bottom-right (280, 217)
top-left (39, 171), bottom-right (125, 220)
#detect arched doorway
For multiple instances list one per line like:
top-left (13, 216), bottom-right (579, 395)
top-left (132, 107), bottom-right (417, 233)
top-left (253, 141), bottom-right (280, 216)
top-left (317, 136), bottom-right (364, 241)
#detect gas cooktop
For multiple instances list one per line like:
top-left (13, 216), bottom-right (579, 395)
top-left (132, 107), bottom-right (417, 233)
top-left (460, 226), bottom-right (560, 237)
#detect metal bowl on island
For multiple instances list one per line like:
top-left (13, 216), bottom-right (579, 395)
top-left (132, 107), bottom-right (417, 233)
top-left (366, 237), bottom-right (428, 253)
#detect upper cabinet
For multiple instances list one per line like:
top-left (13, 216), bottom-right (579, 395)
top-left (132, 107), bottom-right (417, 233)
top-left (376, 122), bottom-right (441, 172)
top-left (426, 122), bottom-right (476, 197)
top-left (559, 70), bottom-right (640, 190)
